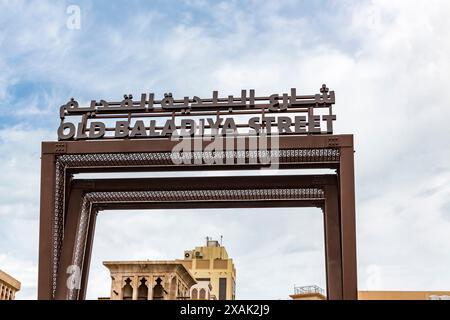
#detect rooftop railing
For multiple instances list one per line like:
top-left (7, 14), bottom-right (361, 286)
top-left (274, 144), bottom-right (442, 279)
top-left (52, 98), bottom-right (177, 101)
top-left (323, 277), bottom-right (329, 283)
top-left (294, 285), bottom-right (326, 296)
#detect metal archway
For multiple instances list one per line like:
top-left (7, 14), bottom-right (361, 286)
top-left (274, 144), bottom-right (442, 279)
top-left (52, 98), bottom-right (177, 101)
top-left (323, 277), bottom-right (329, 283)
top-left (38, 134), bottom-right (357, 300)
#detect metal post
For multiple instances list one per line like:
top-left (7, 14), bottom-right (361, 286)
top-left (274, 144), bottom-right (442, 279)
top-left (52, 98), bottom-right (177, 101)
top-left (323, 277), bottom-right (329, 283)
top-left (339, 144), bottom-right (358, 300)
top-left (323, 180), bottom-right (343, 300)
top-left (54, 186), bottom-right (85, 299)
top-left (38, 152), bottom-right (56, 300)
top-left (78, 207), bottom-right (98, 299)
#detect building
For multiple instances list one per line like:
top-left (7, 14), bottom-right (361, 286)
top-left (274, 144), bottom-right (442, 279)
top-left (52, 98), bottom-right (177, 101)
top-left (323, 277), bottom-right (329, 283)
top-left (103, 261), bottom-right (196, 300)
top-left (358, 291), bottom-right (450, 300)
top-left (178, 238), bottom-right (236, 300)
top-left (290, 285), bottom-right (450, 300)
top-left (0, 270), bottom-right (21, 300)
top-left (190, 279), bottom-right (216, 300)
top-left (290, 285), bottom-right (327, 300)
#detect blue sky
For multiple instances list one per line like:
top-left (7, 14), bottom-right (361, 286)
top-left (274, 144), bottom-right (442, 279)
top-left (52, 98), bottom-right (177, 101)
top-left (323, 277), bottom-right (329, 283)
top-left (0, 0), bottom-right (450, 299)
top-left (0, 0), bottom-right (357, 128)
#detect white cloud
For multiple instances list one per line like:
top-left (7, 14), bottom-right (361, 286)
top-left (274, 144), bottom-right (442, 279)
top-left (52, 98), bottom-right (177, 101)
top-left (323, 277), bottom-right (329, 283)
top-left (0, 254), bottom-right (37, 300)
top-left (0, 128), bottom-right (53, 299)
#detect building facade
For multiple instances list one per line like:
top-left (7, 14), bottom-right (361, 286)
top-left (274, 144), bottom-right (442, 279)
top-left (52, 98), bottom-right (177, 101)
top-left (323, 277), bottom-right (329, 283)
top-left (190, 279), bottom-right (215, 300)
top-left (290, 285), bottom-right (450, 300)
top-left (178, 238), bottom-right (236, 300)
top-left (0, 270), bottom-right (21, 300)
top-left (103, 261), bottom-right (196, 300)
top-left (358, 291), bottom-right (450, 300)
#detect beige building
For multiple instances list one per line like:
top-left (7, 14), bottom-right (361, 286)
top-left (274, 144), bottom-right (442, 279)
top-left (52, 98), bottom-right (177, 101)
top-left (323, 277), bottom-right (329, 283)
top-left (190, 279), bottom-right (215, 300)
top-left (0, 270), bottom-right (21, 300)
top-left (103, 261), bottom-right (196, 300)
top-left (290, 285), bottom-right (450, 300)
top-left (358, 291), bottom-right (450, 300)
top-left (178, 238), bottom-right (236, 300)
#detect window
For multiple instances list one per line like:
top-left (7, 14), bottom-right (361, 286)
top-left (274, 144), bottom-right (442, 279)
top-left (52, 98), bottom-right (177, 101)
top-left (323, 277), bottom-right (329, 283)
top-left (152, 277), bottom-right (165, 300)
top-left (122, 278), bottom-right (133, 300)
top-left (219, 278), bottom-right (227, 300)
top-left (137, 278), bottom-right (148, 300)
top-left (191, 288), bottom-right (198, 299)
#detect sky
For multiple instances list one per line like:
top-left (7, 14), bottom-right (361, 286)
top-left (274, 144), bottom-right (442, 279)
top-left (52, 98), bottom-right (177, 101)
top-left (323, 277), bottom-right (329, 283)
top-left (0, 0), bottom-right (449, 300)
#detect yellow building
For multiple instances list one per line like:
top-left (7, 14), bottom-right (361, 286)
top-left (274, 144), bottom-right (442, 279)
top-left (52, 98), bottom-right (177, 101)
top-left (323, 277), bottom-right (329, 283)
top-left (0, 270), bottom-right (21, 300)
top-left (290, 285), bottom-right (450, 300)
top-left (190, 279), bottom-right (215, 300)
top-left (178, 238), bottom-right (236, 300)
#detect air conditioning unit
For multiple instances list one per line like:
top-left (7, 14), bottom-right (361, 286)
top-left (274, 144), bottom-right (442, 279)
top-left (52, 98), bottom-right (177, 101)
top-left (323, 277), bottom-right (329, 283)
top-left (184, 251), bottom-right (192, 259)
top-left (195, 251), bottom-right (203, 258)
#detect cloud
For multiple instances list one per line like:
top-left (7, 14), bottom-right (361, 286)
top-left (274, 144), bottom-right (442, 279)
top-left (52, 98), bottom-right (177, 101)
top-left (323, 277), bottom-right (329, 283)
top-left (0, 254), bottom-right (37, 300)
top-left (0, 0), bottom-right (449, 299)
top-left (0, 128), bottom-right (53, 299)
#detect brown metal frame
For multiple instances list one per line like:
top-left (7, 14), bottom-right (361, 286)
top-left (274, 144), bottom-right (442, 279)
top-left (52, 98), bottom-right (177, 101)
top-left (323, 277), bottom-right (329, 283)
top-left (38, 134), bottom-right (357, 300)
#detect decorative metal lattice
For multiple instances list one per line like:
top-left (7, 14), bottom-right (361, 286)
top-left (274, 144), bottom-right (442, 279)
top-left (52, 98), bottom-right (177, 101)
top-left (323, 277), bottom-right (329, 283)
top-left (85, 188), bottom-right (325, 203)
top-left (52, 161), bottom-right (65, 296)
top-left (57, 148), bottom-right (340, 167)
